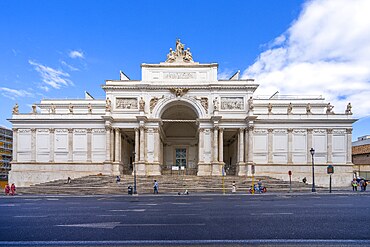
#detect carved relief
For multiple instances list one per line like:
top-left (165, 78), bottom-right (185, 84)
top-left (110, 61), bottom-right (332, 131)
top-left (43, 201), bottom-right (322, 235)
top-left (164, 72), bottom-right (195, 79)
top-left (333, 129), bottom-right (346, 134)
top-left (56, 129), bottom-right (68, 133)
top-left (293, 129), bottom-right (306, 134)
top-left (254, 129), bottom-right (268, 134)
top-left (18, 129), bottom-right (31, 133)
top-left (92, 129), bottom-right (106, 133)
top-left (273, 129), bottom-right (288, 134)
top-left (74, 129), bottom-right (87, 133)
top-left (87, 103), bottom-right (92, 114)
top-left (287, 103), bottom-right (293, 114)
top-left (268, 128), bottom-right (274, 133)
top-left (326, 129), bottom-right (333, 134)
top-left (170, 88), bottom-right (189, 97)
top-left (220, 97), bottom-right (244, 110)
top-left (150, 96), bottom-right (164, 113)
top-left (313, 129), bottom-right (326, 134)
top-left (105, 98), bottom-right (112, 112)
top-left (37, 129), bottom-right (49, 133)
top-left (200, 97), bottom-right (208, 114)
top-left (139, 97), bottom-right (145, 111)
top-left (287, 128), bottom-right (293, 133)
top-left (116, 98), bottom-right (138, 109)
top-left (248, 97), bottom-right (254, 111)
top-left (346, 128), bottom-right (353, 134)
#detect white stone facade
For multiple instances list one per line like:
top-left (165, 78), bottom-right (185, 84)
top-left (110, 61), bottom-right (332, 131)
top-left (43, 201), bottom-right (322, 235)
top-left (9, 40), bottom-right (356, 187)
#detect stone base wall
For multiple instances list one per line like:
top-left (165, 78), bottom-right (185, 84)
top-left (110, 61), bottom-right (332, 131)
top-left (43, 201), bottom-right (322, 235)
top-left (9, 162), bottom-right (106, 187)
top-left (253, 164), bottom-right (354, 187)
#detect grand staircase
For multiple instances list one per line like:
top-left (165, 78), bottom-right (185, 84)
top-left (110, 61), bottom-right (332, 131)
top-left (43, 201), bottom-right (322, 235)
top-left (17, 174), bottom-right (316, 195)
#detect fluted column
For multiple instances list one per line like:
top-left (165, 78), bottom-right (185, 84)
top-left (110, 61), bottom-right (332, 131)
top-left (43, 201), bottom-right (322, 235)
top-left (31, 128), bottom-right (36, 162)
top-left (12, 128), bottom-right (18, 162)
top-left (114, 128), bottom-right (120, 162)
top-left (110, 129), bottom-right (114, 162)
top-left (247, 126), bottom-right (254, 163)
top-left (49, 128), bottom-right (55, 162)
top-left (346, 128), bottom-right (352, 164)
top-left (134, 128), bottom-right (139, 162)
top-left (139, 127), bottom-right (145, 162)
top-left (307, 129), bottom-right (313, 163)
top-left (87, 129), bottom-right (92, 162)
top-left (268, 129), bottom-right (273, 164)
top-left (288, 128), bottom-right (293, 164)
top-left (105, 126), bottom-right (111, 162)
top-left (198, 128), bottom-right (204, 163)
top-left (239, 128), bottom-right (244, 163)
top-left (327, 129), bottom-right (333, 164)
top-left (68, 128), bottom-right (73, 162)
top-left (218, 128), bottom-right (224, 163)
top-left (154, 128), bottom-right (160, 163)
top-left (213, 127), bottom-right (219, 162)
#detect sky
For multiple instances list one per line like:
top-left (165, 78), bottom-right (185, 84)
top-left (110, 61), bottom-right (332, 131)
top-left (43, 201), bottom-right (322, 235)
top-left (0, 0), bottom-right (369, 141)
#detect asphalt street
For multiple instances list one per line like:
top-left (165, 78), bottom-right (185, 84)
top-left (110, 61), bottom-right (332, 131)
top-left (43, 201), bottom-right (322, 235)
top-left (0, 193), bottom-right (369, 246)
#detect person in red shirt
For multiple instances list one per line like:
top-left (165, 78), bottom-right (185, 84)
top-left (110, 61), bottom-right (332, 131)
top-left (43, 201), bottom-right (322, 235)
top-left (4, 184), bottom-right (10, 195)
top-left (10, 183), bottom-right (16, 196)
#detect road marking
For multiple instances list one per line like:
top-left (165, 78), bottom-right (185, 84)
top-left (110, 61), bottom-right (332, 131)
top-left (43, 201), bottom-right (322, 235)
top-left (97, 215), bottom-right (126, 217)
top-left (250, 213), bottom-right (293, 216)
top-left (24, 199), bottom-right (42, 201)
top-left (46, 198), bottom-right (59, 201)
top-left (118, 223), bottom-right (206, 227)
top-left (138, 203), bottom-right (158, 206)
top-left (0, 204), bottom-right (18, 207)
top-left (110, 209), bottom-right (146, 212)
top-left (167, 213), bottom-right (200, 216)
top-left (274, 204), bottom-right (297, 206)
top-left (56, 222), bottom-right (121, 229)
top-left (314, 203), bottom-right (353, 206)
top-left (14, 215), bottom-right (48, 218)
top-left (171, 202), bottom-right (192, 205)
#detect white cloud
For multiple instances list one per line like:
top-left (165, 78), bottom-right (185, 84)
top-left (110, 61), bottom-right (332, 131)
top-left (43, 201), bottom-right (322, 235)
top-left (29, 60), bottom-right (73, 91)
top-left (243, 0), bottom-right (370, 117)
top-left (61, 60), bottom-right (79, 71)
top-left (69, 50), bottom-right (84, 59)
top-left (0, 87), bottom-right (33, 100)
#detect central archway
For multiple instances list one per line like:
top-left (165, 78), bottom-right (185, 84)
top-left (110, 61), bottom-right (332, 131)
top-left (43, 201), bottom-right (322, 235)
top-left (160, 102), bottom-right (199, 175)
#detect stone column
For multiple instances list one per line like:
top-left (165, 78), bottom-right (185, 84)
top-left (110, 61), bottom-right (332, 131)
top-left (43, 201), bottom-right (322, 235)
top-left (31, 128), bottom-right (36, 162)
top-left (87, 129), bottom-right (92, 162)
top-left (134, 128), bottom-right (139, 162)
top-left (218, 128), bottom-right (224, 164)
top-left (110, 130), bottom-right (114, 162)
top-left (154, 128), bottom-right (160, 163)
top-left (288, 128), bottom-right (293, 164)
top-left (12, 128), bottom-right (18, 162)
top-left (139, 127), bottom-right (145, 162)
top-left (115, 128), bottom-right (120, 162)
top-left (68, 128), bottom-right (73, 162)
top-left (105, 126), bottom-right (111, 162)
top-left (327, 129), bottom-right (333, 164)
top-left (346, 128), bottom-right (352, 164)
top-left (198, 128), bottom-right (204, 163)
top-left (268, 129), bottom-right (273, 164)
top-left (213, 127), bottom-right (219, 162)
top-left (247, 126), bottom-right (254, 176)
top-left (49, 128), bottom-right (55, 162)
top-left (307, 129), bottom-right (313, 163)
top-left (237, 128), bottom-right (247, 176)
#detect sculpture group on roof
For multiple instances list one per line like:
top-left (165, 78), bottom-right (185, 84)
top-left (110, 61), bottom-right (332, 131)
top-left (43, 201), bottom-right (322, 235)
top-left (166, 39), bottom-right (193, 63)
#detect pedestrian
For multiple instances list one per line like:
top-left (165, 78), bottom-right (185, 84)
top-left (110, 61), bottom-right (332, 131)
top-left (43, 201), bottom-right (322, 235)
top-left (302, 177), bottom-right (307, 184)
top-left (4, 184), bottom-right (10, 195)
top-left (67, 177), bottom-right (71, 184)
top-left (364, 180), bottom-right (368, 191)
top-left (116, 175), bottom-right (121, 183)
top-left (232, 181), bottom-right (236, 193)
top-left (257, 180), bottom-right (263, 193)
top-left (153, 180), bottom-right (159, 194)
top-left (351, 179), bottom-right (358, 192)
top-left (10, 183), bottom-right (16, 196)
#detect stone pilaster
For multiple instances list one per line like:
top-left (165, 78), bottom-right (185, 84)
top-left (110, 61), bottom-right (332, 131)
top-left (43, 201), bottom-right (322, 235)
top-left (247, 126), bottom-right (254, 176)
top-left (154, 128), bottom-right (160, 163)
top-left (68, 128), bottom-right (73, 162)
top-left (268, 128), bottom-right (273, 164)
top-left (346, 128), bottom-right (352, 164)
top-left (12, 128), bottom-right (18, 162)
top-left (287, 128), bottom-right (293, 164)
top-left (213, 127), bottom-right (219, 162)
top-left (237, 128), bottom-right (247, 176)
top-left (327, 128), bottom-right (333, 164)
top-left (134, 128), bottom-right (139, 162)
top-left (307, 129), bottom-right (313, 164)
top-left (114, 128), bottom-right (120, 162)
top-left (87, 128), bottom-right (92, 162)
top-left (31, 128), bottom-right (36, 162)
top-left (198, 128), bottom-right (204, 163)
top-left (49, 128), bottom-right (55, 162)
top-left (105, 126), bottom-right (111, 162)
top-left (110, 129), bottom-right (114, 162)
top-left (139, 127), bottom-right (145, 162)
top-left (218, 128), bottom-right (224, 164)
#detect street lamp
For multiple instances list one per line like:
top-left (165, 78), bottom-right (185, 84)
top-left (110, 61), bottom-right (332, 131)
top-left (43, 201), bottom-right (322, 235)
top-left (310, 148), bottom-right (316, 192)
top-left (133, 152), bottom-right (137, 194)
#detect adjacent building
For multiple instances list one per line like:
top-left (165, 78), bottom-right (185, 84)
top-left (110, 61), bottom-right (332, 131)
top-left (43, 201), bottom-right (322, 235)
top-left (352, 135), bottom-right (370, 179)
top-left (9, 40), bottom-right (356, 187)
top-left (0, 126), bottom-right (12, 182)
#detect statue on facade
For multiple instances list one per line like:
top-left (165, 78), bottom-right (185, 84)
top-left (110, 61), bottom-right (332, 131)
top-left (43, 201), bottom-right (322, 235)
top-left (213, 97), bottom-right (219, 111)
top-left (12, 103), bottom-right (19, 115)
top-left (32, 104), bottom-right (37, 114)
top-left (201, 97), bottom-right (208, 114)
top-left (268, 103), bottom-right (272, 114)
top-left (166, 48), bottom-right (176, 63)
top-left (139, 97), bottom-right (145, 111)
top-left (183, 48), bottom-right (193, 62)
top-left (105, 98), bottom-right (112, 112)
top-left (87, 103), bottom-right (92, 114)
top-left (306, 103), bottom-right (312, 114)
top-left (68, 103), bottom-right (74, 114)
top-left (287, 103), bottom-right (293, 114)
top-left (170, 88), bottom-right (189, 97)
top-left (150, 96), bottom-right (164, 113)
top-left (326, 103), bottom-right (334, 114)
top-left (50, 103), bottom-right (56, 114)
top-left (248, 97), bottom-right (254, 111)
top-left (345, 102), bottom-right (352, 115)
top-left (176, 39), bottom-right (184, 56)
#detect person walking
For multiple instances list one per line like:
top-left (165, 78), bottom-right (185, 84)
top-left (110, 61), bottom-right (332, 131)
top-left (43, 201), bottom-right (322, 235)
top-left (4, 184), bottom-right (10, 195)
top-left (352, 179), bottom-right (358, 192)
top-left (153, 180), bottom-right (159, 194)
top-left (10, 183), bottom-right (16, 196)
top-left (364, 180), bottom-right (368, 191)
top-left (232, 181), bottom-right (236, 193)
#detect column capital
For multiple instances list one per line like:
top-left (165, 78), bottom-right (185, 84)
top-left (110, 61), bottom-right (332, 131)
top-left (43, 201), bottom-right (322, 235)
top-left (346, 128), bottom-right (352, 134)
top-left (49, 128), bottom-right (55, 133)
top-left (12, 128), bottom-right (18, 132)
top-left (213, 126), bottom-right (219, 131)
top-left (327, 128), bottom-right (333, 134)
top-left (239, 128), bottom-right (245, 132)
top-left (287, 128), bottom-right (293, 133)
top-left (86, 128), bottom-right (92, 133)
top-left (219, 128), bottom-right (224, 133)
top-left (199, 128), bottom-right (205, 132)
top-left (114, 127), bottom-right (120, 132)
top-left (268, 128), bottom-right (273, 133)
top-left (68, 128), bottom-right (73, 133)
top-left (307, 128), bottom-right (313, 134)
top-left (31, 128), bottom-right (36, 133)
top-left (247, 126), bottom-right (254, 131)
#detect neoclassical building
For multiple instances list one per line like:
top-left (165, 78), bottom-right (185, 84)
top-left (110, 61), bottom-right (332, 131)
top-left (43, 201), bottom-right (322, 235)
top-left (9, 40), bottom-right (356, 187)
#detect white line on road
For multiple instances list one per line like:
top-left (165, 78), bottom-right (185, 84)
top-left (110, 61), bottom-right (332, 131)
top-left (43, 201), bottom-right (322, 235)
top-left (14, 215), bottom-right (48, 218)
top-left (167, 213), bottom-right (200, 216)
top-left (250, 213), bottom-right (293, 216)
top-left (46, 198), bottom-right (59, 201)
top-left (110, 209), bottom-right (146, 212)
top-left (171, 202), bottom-right (192, 205)
top-left (118, 223), bottom-right (206, 227)
top-left (97, 215), bottom-right (127, 217)
top-left (138, 203), bottom-right (158, 206)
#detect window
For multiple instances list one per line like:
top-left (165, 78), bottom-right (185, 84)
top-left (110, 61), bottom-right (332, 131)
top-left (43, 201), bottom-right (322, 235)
top-left (175, 148), bottom-right (187, 167)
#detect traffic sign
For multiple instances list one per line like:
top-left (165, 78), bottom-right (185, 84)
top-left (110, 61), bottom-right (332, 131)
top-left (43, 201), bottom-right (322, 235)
top-left (327, 165), bottom-right (334, 174)
top-left (288, 170), bottom-right (292, 176)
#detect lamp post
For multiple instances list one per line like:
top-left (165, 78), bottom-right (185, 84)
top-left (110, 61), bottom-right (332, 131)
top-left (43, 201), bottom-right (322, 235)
top-left (133, 152), bottom-right (137, 194)
top-left (310, 148), bottom-right (316, 192)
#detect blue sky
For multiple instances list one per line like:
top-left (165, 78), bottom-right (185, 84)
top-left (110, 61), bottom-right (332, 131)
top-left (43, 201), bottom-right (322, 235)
top-left (1, 0), bottom-right (369, 141)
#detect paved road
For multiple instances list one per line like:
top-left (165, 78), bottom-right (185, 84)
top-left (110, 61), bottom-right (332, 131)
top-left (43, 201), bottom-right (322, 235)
top-left (0, 193), bottom-right (369, 246)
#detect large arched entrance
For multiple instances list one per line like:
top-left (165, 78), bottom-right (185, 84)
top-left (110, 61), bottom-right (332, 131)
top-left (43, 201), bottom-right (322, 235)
top-left (160, 103), bottom-right (198, 175)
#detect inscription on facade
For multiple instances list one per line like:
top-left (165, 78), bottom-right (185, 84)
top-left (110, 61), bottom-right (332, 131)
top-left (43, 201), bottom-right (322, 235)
top-left (221, 97), bottom-right (244, 110)
top-left (164, 72), bottom-right (196, 79)
top-left (116, 98), bottom-right (138, 109)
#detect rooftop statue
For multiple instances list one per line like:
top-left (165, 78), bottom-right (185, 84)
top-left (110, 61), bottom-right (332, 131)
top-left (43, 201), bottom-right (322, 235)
top-left (12, 103), bottom-right (19, 115)
top-left (166, 39), bottom-right (194, 63)
top-left (345, 102), bottom-right (352, 115)
top-left (326, 103), bottom-right (334, 114)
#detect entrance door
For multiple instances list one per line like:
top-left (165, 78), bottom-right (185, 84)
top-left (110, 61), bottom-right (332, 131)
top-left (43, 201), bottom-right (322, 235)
top-left (175, 148), bottom-right (187, 168)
